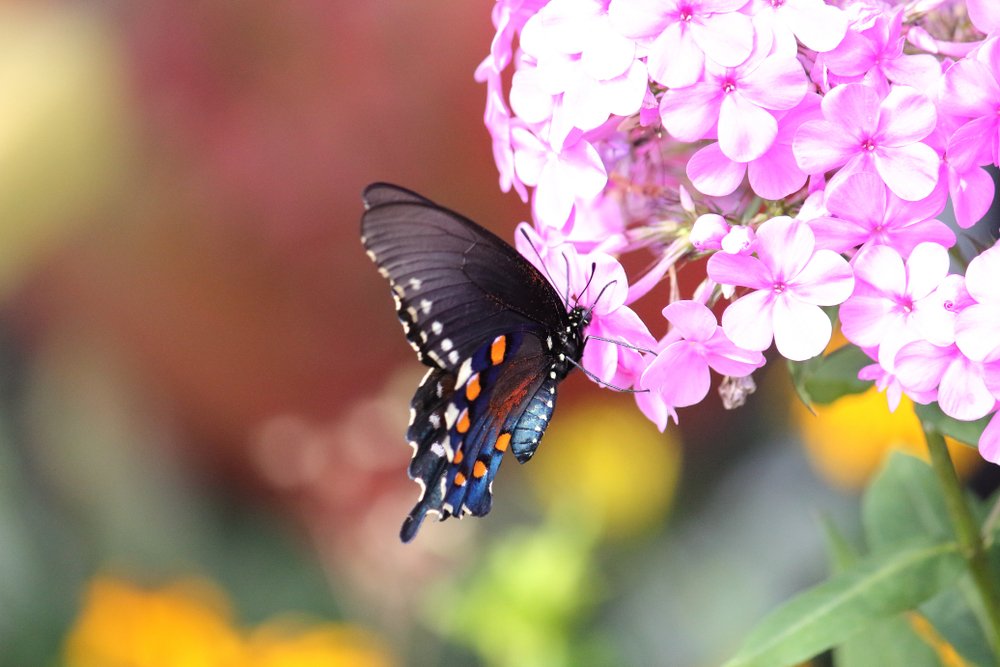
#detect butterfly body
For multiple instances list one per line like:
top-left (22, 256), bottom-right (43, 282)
top-left (361, 183), bottom-right (589, 542)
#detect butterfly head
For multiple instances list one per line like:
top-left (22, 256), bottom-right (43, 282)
top-left (558, 304), bottom-right (591, 360)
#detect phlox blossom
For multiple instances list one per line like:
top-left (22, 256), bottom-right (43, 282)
top-left (839, 243), bottom-right (953, 372)
top-left (793, 83), bottom-right (939, 201)
top-left (956, 243), bottom-right (1000, 363)
top-left (806, 172), bottom-right (954, 258)
top-left (707, 217), bottom-right (855, 361)
top-left (895, 341), bottom-right (994, 422)
top-left (748, 0), bottom-right (847, 56)
top-left (608, 0), bottom-right (753, 89)
top-left (940, 37), bottom-right (1000, 171)
top-left (640, 300), bottom-right (765, 416)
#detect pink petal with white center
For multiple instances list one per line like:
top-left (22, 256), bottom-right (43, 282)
top-left (825, 172), bottom-right (885, 225)
top-left (784, 0), bottom-right (847, 52)
top-left (706, 252), bottom-right (772, 290)
top-left (690, 10), bottom-right (754, 68)
top-left (689, 142), bottom-right (746, 197)
top-left (875, 86), bottom-right (937, 147)
top-left (719, 93), bottom-right (778, 163)
top-left (950, 164), bottom-right (995, 229)
top-left (787, 249), bottom-right (854, 305)
top-left (956, 304), bottom-right (1000, 362)
top-left (978, 411), bottom-right (1000, 464)
top-left (755, 216), bottom-right (814, 283)
top-left (793, 120), bottom-right (860, 173)
top-left (721, 289), bottom-right (777, 352)
top-left (894, 341), bottom-right (952, 392)
top-left (660, 82), bottom-right (723, 142)
top-left (739, 56), bottom-right (808, 112)
top-left (874, 143), bottom-right (940, 202)
top-left (645, 341), bottom-right (712, 408)
top-left (939, 355), bottom-right (995, 421)
top-left (968, 0), bottom-right (1000, 37)
top-left (940, 57), bottom-right (1000, 119)
top-left (773, 296), bottom-right (832, 361)
top-left (905, 242), bottom-right (949, 301)
top-left (647, 22), bottom-right (705, 88)
top-left (664, 300), bottom-right (717, 342)
top-left (841, 294), bottom-right (898, 349)
top-left (748, 144), bottom-right (806, 200)
top-left (965, 245), bottom-right (1000, 304)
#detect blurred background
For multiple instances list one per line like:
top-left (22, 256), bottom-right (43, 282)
top-left (0, 1), bottom-right (996, 665)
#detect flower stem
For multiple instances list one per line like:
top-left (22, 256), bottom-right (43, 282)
top-left (923, 423), bottom-right (1000, 660)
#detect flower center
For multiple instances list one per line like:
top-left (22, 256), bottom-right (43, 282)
top-left (773, 282), bottom-right (787, 294)
top-left (900, 298), bottom-right (914, 314)
top-left (769, 0), bottom-right (785, 6)
top-left (861, 138), bottom-right (877, 152)
top-left (722, 79), bottom-right (737, 93)
top-left (678, 5), bottom-right (693, 21)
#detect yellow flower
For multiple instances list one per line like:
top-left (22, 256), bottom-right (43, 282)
top-left (64, 576), bottom-right (395, 667)
top-left (528, 394), bottom-right (682, 538)
top-left (796, 388), bottom-right (981, 491)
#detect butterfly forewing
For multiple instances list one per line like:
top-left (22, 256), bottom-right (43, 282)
top-left (361, 183), bottom-right (570, 370)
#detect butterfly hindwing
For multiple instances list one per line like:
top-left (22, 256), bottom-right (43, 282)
top-left (361, 183), bottom-right (570, 371)
top-left (399, 331), bottom-right (557, 542)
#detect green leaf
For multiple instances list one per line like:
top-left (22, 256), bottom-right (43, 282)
top-left (912, 402), bottom-right (990, 448)
top-left (721, 541), bottom-right (967, 667)
top-left (820, 514), bottom-right (861, 574)
top-left (836, 615), bottom-right (945, 667)
top-left (920, 581), bottom-right (993, 667)
top-left (788, 344), bottom-right (875, 408)
top-left (863, 453), bottom-right (953, 553)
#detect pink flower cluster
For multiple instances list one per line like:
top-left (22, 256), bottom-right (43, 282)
top-left (477, 0), bottom-right (1000, 460)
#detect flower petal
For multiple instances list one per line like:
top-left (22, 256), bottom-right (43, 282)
top-left (787, 249), bottom-right (855, 305)
top-left (663, 300), bottom-right (717, 342)
top-left (719, 93), bottom-right (778, 162)
top-left (706, 252), bottom-right (772, 289)
top-left (772, 296), bottom-right (831, 360)
top-left (688, 142), bottom-right (746, 196)
top-left (721, 289), bottom-right (776, 352)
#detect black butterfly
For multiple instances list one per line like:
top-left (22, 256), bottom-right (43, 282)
top-left (361, 183), bottom-right (591, 542)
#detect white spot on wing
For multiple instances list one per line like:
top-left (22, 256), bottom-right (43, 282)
top-left (448, 350), bottom-right (460, 364)
top-left (441, 338), bottom-right (453, 351)
top-left (393, 284), bottom-right (405, 297)
top-left (431, 442), bottom-right (446, 458)
top-left (409, 277), bottom-right (423, 291)
top-left (407, 306), bottom-right (418, 321)
top-left (444, 403), bottom-right (460, 429)
top-left (416, 477), bottom-right (426, 500)
top-left (420, 299), bottom-right (432, 314)
top-left (429, 413), bottom-right (441, 428)
top-left (455, 357), bottom-right (474, 388)
top-left (432, 321), bottom-right (443, 335)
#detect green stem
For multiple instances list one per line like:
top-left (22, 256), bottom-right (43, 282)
top-left (923, 423), bottom-right (1000, 660)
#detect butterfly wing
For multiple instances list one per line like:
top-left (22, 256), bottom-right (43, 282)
top-left (361, 183), bottom-right (569, 370)
top-left (400, 331), bottom-right (561, 542)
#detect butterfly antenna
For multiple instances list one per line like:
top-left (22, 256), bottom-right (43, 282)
top-left (578, 262), bottom-right (598, 303)
top-left (583, 280), bottom-right (617, 320)
top-left (562, 251), bottom-right (572, 306)
top-left (584, 335), bottom-right (658, 356)
top-left (519, 228), bottom-right (568, 304)
top-left (565, 357), bottom-right (649, 393)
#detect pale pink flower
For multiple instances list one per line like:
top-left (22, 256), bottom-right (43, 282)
top-left (940, 37), bottom-right (1000, 170)
top-left (608, 0), bottom-right (753, 88)
top-left (687, 93), bottom-right (822, 198)
top-left (641, 300), bottom-right (766, 410)
top-left (895, 341), bottom-right (995, 421)
top-left (956, 243), bottom-right (1000, 363)
top-left (476, 64), bottom-right (529, 201)
top-left (721, 226), bottom-right (755, 255)
top-left (690, 213), bottom-right (730, 251)
top-left (660, 43), bottom-right (808, 162)
top-left (538, 0), bottom-right (636, 80)
top-left (793, 83), bottom-right (939, 201)
top-left (748, 0), bottom-right (848, 56)
top-left (978, 411), bottom-right (1000, 464)
top-left (806, 172), bottom-right (955, 258)
top-left (858, 346), bottom-right (937, 413)
top-left (839, 243), bottom-right (952, 372)
top-left (511, 124), bottom-right (608, 229)
top-left (707, 217), bottom-right (855, 361)
top-left (968, 0), bottom-right (1000, 36)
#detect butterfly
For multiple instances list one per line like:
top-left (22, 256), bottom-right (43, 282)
top-left (361, 183), bottom-right (591, 542)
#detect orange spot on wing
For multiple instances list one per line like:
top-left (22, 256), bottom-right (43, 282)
top-left (473, 460), bottom-right (487, 478)
top-left (457, 409), bottom-right (470, 434)
top-left (495, 433), bottom-right (511, 452)
top-left (454, 472), bottom-right (466, 486)
top-left (490, 336), bottom-right (506, 365)
top-left (466, 374), bottom-right (481, 401)
top-left (454, 449), bottom-right (463, 464)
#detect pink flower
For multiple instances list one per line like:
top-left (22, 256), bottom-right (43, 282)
top-left (750, 0), bottom-right (847, 55)
top-left (707, 217), bottom-right (855, 361)
top-left (968, 0), bottom-right (1000, 36)
top-left (687, 93), bottom-right (822, 199)
top-left (839, 243), bottom-right (952, 372)
top-left (515, 226), bottom-right (657, 384)
top-left (978, 411), bottom-right (1000, 464)
top-left (659, 43), bottom-right (808, 162)
top-left (895, 341), bottom-right (995, 421)
top-left (511, 124), bottom-right (608, 229)
top-left (793, 83), bottom-right (939, 201)
top-left (608, 0), bottom-right (753, 88)
top-left (640, 300), bottom-right (765, 411)
top-left (858, 348), bottom-right (937, 413)
top-left (940, 37), bottom-right (1000, 170)
top-left (538, 0), bottom-right (636, 80)
top-left (690, 213), bottom-right (730, 251)
top-left (806, 172), bottom-right (954, 258)
top-left (956, 243), bottom-right (1000, 363)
